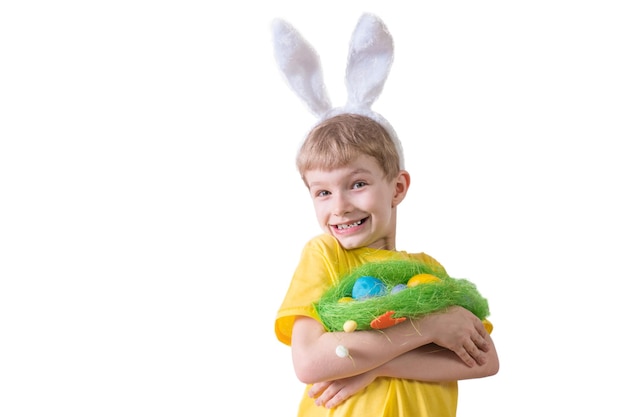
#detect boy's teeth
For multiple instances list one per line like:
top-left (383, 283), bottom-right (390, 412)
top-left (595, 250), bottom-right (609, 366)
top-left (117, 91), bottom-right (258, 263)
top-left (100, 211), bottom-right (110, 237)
top-left (337, 219), bottom-right (363, 229)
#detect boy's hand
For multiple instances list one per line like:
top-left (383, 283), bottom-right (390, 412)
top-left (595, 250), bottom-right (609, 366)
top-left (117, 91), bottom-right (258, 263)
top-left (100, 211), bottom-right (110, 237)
top-left (309, 371), bottom-right (377, 409)
top-left (421, 306), bottom-right (490, 367)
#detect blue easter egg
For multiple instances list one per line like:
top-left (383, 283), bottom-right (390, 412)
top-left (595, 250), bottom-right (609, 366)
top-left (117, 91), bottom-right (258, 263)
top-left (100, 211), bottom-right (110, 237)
top-left (352, 276), bottom-right (386, 300)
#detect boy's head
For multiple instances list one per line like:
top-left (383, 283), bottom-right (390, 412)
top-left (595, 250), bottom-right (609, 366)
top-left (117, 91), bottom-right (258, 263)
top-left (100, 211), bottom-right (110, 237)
top-left (297, 113), bottom-right (402, 183)
top-left (297, 113), bottom-right (410, 250)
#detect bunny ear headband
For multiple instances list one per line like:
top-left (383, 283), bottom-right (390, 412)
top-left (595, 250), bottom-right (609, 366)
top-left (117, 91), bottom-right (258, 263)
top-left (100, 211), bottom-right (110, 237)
top-left (271, 13), bottom-right (405, 169)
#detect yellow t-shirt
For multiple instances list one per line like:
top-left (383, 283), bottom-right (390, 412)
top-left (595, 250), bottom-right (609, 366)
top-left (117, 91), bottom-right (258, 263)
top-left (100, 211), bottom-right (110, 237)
top-left (275, 234), bottom-right (460, 417)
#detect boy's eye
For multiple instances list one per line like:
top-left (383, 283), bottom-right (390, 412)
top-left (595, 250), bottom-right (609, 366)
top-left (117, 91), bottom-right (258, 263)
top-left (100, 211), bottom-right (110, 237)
top-left (352, 181), bottom-right (367, 189)
top-left (316, 190), bottom-right (330, 197)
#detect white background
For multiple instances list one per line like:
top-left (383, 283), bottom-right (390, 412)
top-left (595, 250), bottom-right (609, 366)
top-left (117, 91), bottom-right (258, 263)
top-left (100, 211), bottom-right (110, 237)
top-left (1, 1), bottom-right (625, 416)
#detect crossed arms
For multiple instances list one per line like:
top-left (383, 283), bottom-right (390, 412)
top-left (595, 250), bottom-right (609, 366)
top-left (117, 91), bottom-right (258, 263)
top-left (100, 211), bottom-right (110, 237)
top-left (291, 306), bottom-right (499, 409)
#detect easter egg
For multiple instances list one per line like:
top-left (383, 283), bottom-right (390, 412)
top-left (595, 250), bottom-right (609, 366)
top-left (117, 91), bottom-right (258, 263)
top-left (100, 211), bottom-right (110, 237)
top-left (336, 345), bottom-right (350, 358)
top-left (407, 273), bottom-right (441, 287)
top-left (352, 276), bottom-right (386, 300)
top-left (343, 320), bottom-right (358, 332)
top-left (338, 297), bottom-right (354, 303)
top-left (391, 283), bottom-right (407, 294)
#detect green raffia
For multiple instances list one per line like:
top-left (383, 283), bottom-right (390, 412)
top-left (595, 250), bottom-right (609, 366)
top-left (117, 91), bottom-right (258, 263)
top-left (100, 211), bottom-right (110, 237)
top-left (314, 259), bottom-right (490, 332)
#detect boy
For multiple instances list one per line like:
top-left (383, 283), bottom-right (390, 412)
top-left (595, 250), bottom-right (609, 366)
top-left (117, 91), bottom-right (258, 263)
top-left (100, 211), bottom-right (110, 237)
top-left (275, 113), bottom-right (499, 416)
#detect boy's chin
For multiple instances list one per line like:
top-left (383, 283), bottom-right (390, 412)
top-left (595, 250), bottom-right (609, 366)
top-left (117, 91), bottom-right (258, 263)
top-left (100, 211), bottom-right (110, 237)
top-left (332, 235), bottom-right (366, 250)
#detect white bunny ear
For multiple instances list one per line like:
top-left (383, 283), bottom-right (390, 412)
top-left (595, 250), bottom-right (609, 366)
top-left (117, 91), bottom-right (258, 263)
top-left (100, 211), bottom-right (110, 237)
top-left (337, 14), bottom-right (404, 169)
top-left (344, 13), bottom-right (394, 111)
top-left (271, 18), bottom-right (332, 118)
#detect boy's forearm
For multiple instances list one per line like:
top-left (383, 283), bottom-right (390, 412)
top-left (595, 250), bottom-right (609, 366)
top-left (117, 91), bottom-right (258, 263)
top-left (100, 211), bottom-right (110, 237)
top-left (378, 340), bottom-right (499, 382)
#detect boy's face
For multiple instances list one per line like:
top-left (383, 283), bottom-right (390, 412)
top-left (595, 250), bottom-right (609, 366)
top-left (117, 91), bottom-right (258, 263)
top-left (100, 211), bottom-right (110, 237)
top-left (304, 154), bottom-right (407, 251)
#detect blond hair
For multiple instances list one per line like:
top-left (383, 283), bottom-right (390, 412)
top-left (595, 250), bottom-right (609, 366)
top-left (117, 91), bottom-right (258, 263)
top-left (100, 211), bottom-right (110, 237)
top-left (297, 114), bottom-right (401, 181)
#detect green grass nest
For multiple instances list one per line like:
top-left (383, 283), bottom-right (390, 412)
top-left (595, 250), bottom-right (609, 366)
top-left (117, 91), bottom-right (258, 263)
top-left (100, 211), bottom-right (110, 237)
top-left (314, 259), bottom-right (490, 332)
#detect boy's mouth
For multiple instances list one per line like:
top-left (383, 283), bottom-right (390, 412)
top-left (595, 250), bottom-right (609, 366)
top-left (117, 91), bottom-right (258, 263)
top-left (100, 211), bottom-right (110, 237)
top-left (333, 218), bottom-right (367, 230)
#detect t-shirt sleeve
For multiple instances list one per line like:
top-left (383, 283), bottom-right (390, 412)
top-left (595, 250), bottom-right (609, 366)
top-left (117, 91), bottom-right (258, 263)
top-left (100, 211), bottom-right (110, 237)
top-left (274, 238), bottom-right (337, 346)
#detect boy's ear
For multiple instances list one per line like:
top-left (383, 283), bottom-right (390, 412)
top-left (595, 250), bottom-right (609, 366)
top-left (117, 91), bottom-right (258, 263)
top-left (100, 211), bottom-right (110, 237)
top-left (392, 171), bottom-right (411, 207)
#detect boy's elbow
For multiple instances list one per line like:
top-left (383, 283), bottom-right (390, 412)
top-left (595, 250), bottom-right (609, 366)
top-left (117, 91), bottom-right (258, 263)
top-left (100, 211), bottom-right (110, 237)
top-left (484, 350), bottom-right (499, 376)
top-left (491, 357), bottom-right (500, 376)
top-left (292, 353), bottom-right (330, 385)
top-left (293, 360), bottom-right (320, 385)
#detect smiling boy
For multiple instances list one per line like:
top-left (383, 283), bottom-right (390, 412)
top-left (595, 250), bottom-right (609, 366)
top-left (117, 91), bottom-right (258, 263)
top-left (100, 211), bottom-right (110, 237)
top-left (275, 113), bottom-right (499, 416)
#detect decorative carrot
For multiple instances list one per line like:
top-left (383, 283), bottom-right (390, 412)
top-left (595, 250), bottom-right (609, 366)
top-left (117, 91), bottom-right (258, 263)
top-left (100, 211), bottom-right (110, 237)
top-left (370, 311), bottom-right (406, 329)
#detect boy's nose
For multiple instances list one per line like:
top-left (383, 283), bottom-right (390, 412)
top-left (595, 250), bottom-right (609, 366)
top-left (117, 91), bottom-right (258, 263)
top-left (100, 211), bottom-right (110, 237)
top-left (332, 193), bottom-right (353, 216)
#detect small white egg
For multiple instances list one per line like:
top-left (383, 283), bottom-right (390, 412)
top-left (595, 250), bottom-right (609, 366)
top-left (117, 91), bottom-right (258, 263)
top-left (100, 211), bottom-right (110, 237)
top-left (335, 345), bottom-right (350, 358)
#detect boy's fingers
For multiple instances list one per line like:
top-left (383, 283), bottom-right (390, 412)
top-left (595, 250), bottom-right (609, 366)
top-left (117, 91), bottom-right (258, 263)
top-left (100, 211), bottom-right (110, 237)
top-left (456, 347), bottom-right (476, 368)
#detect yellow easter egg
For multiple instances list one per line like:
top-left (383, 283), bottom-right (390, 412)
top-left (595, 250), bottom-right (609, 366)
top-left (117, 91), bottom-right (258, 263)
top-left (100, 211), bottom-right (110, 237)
top-left (407, 273), bottom-right (441, 287)
top-left (343, 320), bottom-right (357, 332)
top-left (338, 297), bottom-right (354, 303)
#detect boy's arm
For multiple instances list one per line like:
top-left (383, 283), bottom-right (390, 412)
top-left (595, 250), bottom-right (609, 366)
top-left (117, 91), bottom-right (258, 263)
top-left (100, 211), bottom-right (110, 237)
top-left (309, 336), bottom-right (499, 409)
top-left (291, 305), bottom-right (490, 384)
